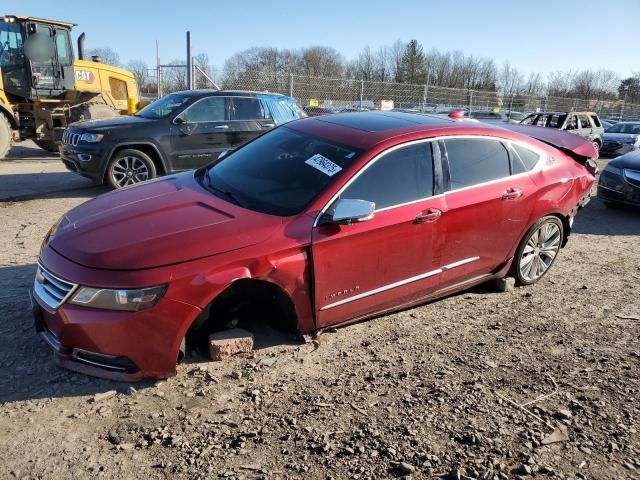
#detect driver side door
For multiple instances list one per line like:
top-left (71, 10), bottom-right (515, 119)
top-left (311, 141), bottom-right (446, 327)
top-left (170, 96), bottom-right (231, 170)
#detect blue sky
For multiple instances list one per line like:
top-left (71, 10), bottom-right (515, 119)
top-left (11, 0), bottom-right (640, 77)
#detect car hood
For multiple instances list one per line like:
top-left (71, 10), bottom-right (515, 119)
top-left (609, 150), bottom-right (640, 170)
top-left (71, 115), bottom-right (157, 130)
top-left (604, 132), bottom-right (638, 141)
top-left (49, 173), bottom-right (282, 270)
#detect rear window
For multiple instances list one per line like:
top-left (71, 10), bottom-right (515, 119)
top-left (590, 115), bottom-right (601, 127)
top-left (445, 138), bottom-right (511, 189)
top-left (510, 144), bottom-right (540, 174)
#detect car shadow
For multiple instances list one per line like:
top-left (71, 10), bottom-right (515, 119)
top-left (0, 264), bottom-right (154, 404)
top-left (0, 263), bottom-right (303, 404)
top-left (0, 172), bottom-right (107, 202)
top-left (4, 143), bottom-right (58, 160)
top-left (572, 196), bottom-right (640, 236)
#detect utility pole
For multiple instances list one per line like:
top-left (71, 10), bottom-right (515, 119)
top-left (156, 40), bottom-right (161, 97)
top-left (186, 31), bottom-right (193, 90)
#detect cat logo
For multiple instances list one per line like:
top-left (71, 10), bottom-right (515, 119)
top-left (75, 70), bottom-right (95, 84)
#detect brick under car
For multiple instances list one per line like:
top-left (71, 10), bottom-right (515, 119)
top-left (33, 112), bottom-right (597, 380)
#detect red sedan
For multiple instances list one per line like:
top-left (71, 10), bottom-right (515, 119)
top-left (32, 112), bottom-right (597, 380)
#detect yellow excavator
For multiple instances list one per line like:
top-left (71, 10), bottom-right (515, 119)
top-left (0, 14), bottom-right (139, 157)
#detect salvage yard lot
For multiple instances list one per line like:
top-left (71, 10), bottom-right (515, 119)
top-left (0, 146), bottom-right (639, 479)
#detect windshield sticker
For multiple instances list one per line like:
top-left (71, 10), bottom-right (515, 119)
top-left (305, 154), bottom-right (342, 176)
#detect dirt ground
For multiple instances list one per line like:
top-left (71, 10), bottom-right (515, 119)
top-left (0, 143), bottom-right (639, 480)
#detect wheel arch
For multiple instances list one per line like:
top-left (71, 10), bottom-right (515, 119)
top-left (103, 142), bottom-right (168, 181)
top-left (0, 102), bottom-right (18, 129)
top-left (183, 276), bottom-right (301, 352)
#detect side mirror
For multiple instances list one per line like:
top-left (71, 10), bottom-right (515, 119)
top-left (331, 198), bottom-right (375, 225)
top-left (218, 148), bottom-right (232, 160)
top-left (173, 116), bottom-right (186, 125)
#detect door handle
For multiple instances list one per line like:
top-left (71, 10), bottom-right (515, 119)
top-left (214, 125), bottom-right (230, 129)
top-left (262, 123), bottom-right (275, 128)
top-left (415, 208), bottom-right (443, 223)
top-left (502, 187), bottom-right (523, 200)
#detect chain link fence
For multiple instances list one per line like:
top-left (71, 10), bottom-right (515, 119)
top-left (140, 69), bottom-right (640, 121)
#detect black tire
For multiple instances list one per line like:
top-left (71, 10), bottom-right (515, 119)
top-left (106, 149), bottom-right (157, 189)
top-left (510, 216), bottom-right (564, 286)
top-left (70, 101), bottom-right (119, 124)
top-left (0, 114), bottom-right (12, 159)
top-left (34, 139), bottom-right (59, 153)
top-left (592, 141), bottom-right (600, 155)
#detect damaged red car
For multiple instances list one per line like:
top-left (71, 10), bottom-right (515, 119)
top-left (32, 111), bottom-right (597, 380)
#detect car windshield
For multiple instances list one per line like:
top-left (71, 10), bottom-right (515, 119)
top-left (606, 122), bottom-right (640, 134)
top-left (135, 93), bottom-right (191, 119)
top-left (196, 126), bottom-right (362, 216)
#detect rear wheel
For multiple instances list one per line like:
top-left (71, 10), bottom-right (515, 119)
top-left (34, 139), bottom-right (58, 153)
top-left (592, 141), bottom-right (600, 155)
top-left (106, 149), bottom-right (157, 189)
top-left (0, 114), bottom-right (12, 159)
top-left (511, 216), bottom-right (563, 286)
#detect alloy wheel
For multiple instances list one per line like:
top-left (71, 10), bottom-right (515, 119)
top-left (519, 222), bottom-right (561, 282)
top-left (110, 156), bottom-right (149, 187)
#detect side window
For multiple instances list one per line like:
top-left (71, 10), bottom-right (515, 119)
top-left (108, 77), bottom-right (128, 100)
top-left (509, 143), bottom-right (541, 174)
top-left (565, 116), bottom-right (578, 130)
top-left (181, 96), bottom-right (226, 123)
top-left (445, 138), bottom-right (510, 190)
top-left (54, 30), bottom-right (72, 65)
top-left (578, 115), bottom-right (591, 129)
top-left (342, 142), bottom-right (434, 210)
top-left (232, 97), bottom-right (268, 120)
top-left (590, 115), bottom-right (601, 128)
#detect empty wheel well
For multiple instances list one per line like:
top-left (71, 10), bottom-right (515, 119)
top-left (110, 144), bottom-right (166, 175)
top-left (186, 279), bottom-right (299, 352)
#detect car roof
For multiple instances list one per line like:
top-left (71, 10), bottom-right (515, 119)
top-left (287, 111), bottom-right (527, 149)
top-left (170, 89), bottom-right (288, 98)
top-left (527, 111), bottom-right (598, 116)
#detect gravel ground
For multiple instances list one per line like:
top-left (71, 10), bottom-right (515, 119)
top-left (0, 150), bottom-right (639, 480)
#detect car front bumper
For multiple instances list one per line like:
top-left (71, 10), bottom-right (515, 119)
top-left (31, 264), bottom-right (202, 381)
top-left (59, 143), bottom-right (107, 184)
top-left (597, 168), bottom-right (640, 206)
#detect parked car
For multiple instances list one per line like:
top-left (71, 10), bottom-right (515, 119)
top-left (601, 121), bottom-right (640, 157)
top-left (598, 149), bottom-right (640, 207)
top-left (33, 111), bottom-right (597, 380)
top-left (60, 90), bottom-right (307, 189)
top-left (601, 119), bottom-right (618, 130)
top-left (519, 111), bottom-right (604, 154)
top-left (468, 111), bottom-right (523, 124)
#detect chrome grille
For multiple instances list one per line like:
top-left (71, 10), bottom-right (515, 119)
top-left (33, 264), bottom-right (78, 310)
top-left (62, 130), bottom-right (81, 146)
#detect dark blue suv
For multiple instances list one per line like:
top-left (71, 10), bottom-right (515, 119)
top-left (60, 90), bottom-right (306, 188)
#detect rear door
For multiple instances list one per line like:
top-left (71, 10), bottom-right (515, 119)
top-left (577, 114), bottom-right (593, 140)
top-left (311, 141), bottom-right (446, 327)
top-left (228, 97), bottom-right (275, 148)
top-left (170, 96), bottom-right (230, 170)
top-left (438, 136), bottom-right (538, 288)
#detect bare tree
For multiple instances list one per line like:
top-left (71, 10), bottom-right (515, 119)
top-left (126, 60), bottom-right (149, 89)
top-left (87, 47), bottom-right (120, 67)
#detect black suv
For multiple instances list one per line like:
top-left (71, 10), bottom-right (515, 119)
top-left (519, 111), bottom-right (605, 154)
top-left (60, 90), bottom-right (306, 188)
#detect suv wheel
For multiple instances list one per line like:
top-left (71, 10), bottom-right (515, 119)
top-left (592, 141), bottom-right (600, 155)
top-left (106, 149), bottom-right (157, 189)
top-left (511, 216), bottom-right (563, 286)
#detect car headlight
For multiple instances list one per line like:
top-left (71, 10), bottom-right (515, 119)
top-left (80, 133), bottom-right (104, 143)
top-left (69, 285), bottom-right (167, 311)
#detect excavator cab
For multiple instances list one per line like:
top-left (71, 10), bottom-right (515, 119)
top-left (0, 15), bottom-right (75, 101)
